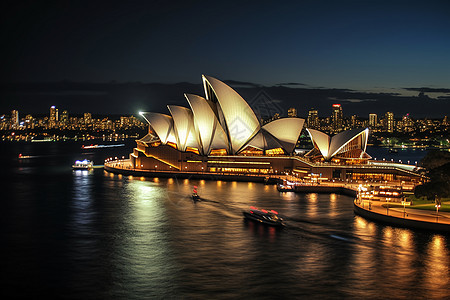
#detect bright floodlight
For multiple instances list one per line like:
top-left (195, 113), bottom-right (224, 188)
top-left (139, 111), bottom-right (144, 115)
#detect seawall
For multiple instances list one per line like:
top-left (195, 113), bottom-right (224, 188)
top-left (278, 185), bottom-right (358, 197)
top-left (353, 201), bottom-right (450, 232)
top-left (104, 165), bottom-right (281, 184)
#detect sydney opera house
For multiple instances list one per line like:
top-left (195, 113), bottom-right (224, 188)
top-left (109, 75), bottom-right (424, 183)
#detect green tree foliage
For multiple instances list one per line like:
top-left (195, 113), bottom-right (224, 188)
top-left (415, 150), bottom-right (450, 199)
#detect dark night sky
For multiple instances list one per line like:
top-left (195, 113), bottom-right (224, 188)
top-left (1, 0), bottom-right (449, 117)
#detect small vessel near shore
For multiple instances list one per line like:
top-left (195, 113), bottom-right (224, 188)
top-left (72, 159), bottom-right (93, 170)
top-left (388, 148), bottom-right (398, 153)
top-left (192, 186), bottom-right (200, 201)
top-left (82, 144), bottom-right (125, 149)
top-left (243, 206), bottom-right (284, 227)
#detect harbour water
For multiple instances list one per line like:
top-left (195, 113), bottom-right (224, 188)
top-left (1, 142), bottom-right (449, 299)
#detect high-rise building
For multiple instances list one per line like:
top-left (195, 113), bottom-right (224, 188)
top-left (287, 107), bottom-right (297, 117)
top-left (307, 108), bottom-right (319, 129)
top-left (11, 110), bottom-right (19, 129)
top-left (351, 115), bottom-right (358, 128)
top-left (49, 106), bottom-right (57, 128)
top-left (331, 104), bottom-right (343, 132)
top-left (84, 113), bottom-right (92, 125)
top-left (25, 114), bottom-right (34, 129)
top-left (369, 113), bottom-right (377, 128)
top-left (442, 116), bottom-right (448, 126)
top-left (385, 112), bottom-right (394, 133)
top-left (61, 110), bottom-right (68, 126)
top-left (402, 113), bottom-right (414, 132)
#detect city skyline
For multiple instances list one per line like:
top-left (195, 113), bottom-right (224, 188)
top-left (1, 1), bottom-right (449, 117)
top-left (1, 80), bottom-right (450, 118)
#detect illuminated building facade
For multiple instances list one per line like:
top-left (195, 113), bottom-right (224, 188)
top-left (138, 75), bottom-right (304, 157)
top-left (385, 112), bottom-right (394, 133)
top-left (11, 110), bottom-right (19, 129)
top-left (369, 113), bottom-right (377, 128)
top-left (122, 75), bottom-right (424, 183)
top-left (307, 108), bottom-right (319, 129)
top-left (305, 128), bottom-right (371, 162)
top-left (49, 106), bottom-right (58, 128)
top-left (331, 104), bottom-right (343, 133)
top-left (288, 108), bottom-right (297, 117)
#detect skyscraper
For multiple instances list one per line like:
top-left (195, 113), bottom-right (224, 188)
top-left (331, 104), bottom-right (343, 132)
top-left (25, 114), bottom-right (34, 129)
top-left (11, 110), bottom-right (19, 129)
top-left (84, 112), bottom-right (92, 125)
top-left (402, 113), bottom-right (414, 132)
top-left (60, 110), bottom-right (68, 127)
top-left (351, 115), bottom-right (358, 128)
top-left (307, 108), bottom-right (319, 129)
top-left (369, 113), bottom-right (377, 128)
top-left (49, 106), bottom-right (57, 128)
top-left (385, 112), bottom-right (394, 133)
top-left (287, 107), bottom-right (297, 117)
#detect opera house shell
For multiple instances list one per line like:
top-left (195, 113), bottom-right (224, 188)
top-left (306, 128), bottom-right (371, 161)
top-left (139, 75), bottom-right (305, 156)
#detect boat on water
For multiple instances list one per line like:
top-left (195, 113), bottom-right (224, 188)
top-left (192, 186), bottom-right (200, 201)
top-left (243, 206), bottom-right (284, 227)
top-left (82, 144), bottom-right (125, 149)
top-left (72, 159), bottom-right (94, 170)
top-left (18, 153), bottom-right (32, 159)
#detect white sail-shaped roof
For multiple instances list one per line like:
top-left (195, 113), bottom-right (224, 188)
top-left (185, 93), bottom-right (228, 155)
top-left (209, 125), bottom-right (229, 151)
top-left (167, 105), bottom-right (198, 151)
top-left (306, 128), bottom-right (331, 159)
top-left (142, 112), bottom-right (175, 145)
top-left (307, 128), bottom-right (369, 160)
top-left (202, 75), bottom-right (260, 154)
top-left (329, 128), bottom-right (369, 158)
top-left (247, 130), bottom-right (284, 151)
top-left (262, 118), bottom-right (305, 154)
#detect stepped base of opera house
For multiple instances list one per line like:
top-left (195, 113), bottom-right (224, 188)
top-left (104, 138), bottom-right (426, 185)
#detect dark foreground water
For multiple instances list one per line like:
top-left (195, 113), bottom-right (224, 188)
top-left (1, 142), bottom-right (449, 299)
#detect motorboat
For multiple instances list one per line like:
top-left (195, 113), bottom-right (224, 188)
top-left (72, 159), bottom-right (93, 170)
top-left (192, 186), bottom-right (200, 201)
top-left (243, 206), bottom-right (284, 227)
top-left (82, 144), bottom-right (125, 149)
top-left (192, 192), bottom-right (200, 201)
top-left (277, 181), bottom-right (295, 192)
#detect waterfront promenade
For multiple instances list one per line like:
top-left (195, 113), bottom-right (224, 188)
top-left (356, 199), bottom-right (450, 224)
top-left (354, 199), bottom-right (450, 232)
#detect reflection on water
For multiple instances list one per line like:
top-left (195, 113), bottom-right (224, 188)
top-left (424, 235), bottom-right (450, 298)
top-left (2, 142), bottom-right (450, 298)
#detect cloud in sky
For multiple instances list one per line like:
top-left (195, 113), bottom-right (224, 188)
top-left (275, 83), bottom-right (308, 87)
top-left (2, 80), bottom-right (448, 118)
top-left (403, 87), bottom-right (450, 93)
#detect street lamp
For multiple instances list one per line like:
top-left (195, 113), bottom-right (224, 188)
top-left (435, 204), bottom-right (441, 222)
top-left (402, 197), bottom-right (407, 218)
top-left (435, 194), bottom-right (441, 223)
